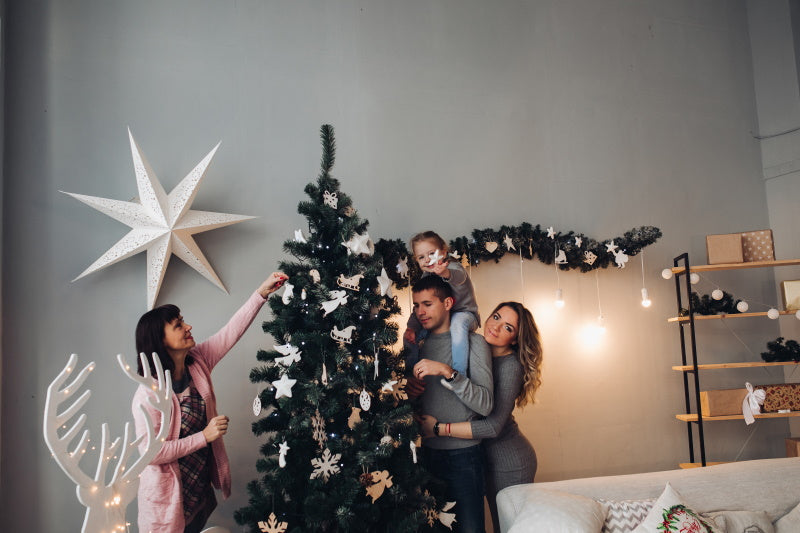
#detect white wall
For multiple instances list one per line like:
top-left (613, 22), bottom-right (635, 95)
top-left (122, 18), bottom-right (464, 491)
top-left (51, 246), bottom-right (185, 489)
top-left (1, 1), bottom-right (788, 531)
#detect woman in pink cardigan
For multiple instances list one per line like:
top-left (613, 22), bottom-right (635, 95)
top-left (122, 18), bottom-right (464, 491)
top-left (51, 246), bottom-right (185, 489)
top-left (133, 272), bottom-right (287, 533)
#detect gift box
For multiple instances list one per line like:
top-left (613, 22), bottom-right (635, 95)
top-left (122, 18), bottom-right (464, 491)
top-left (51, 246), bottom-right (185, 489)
top-left (705, 233), bottom-right (744, 265)
top-left (741, 229), bottom-right (775, 262)
top-left (758, 383), bottom-right (800, 412)
top-left (782, 280), bottom-right (800, 311)
top-left (786, 437), bottom-right (800, 458)
top-left (700, 388), bottom-right (748, 416)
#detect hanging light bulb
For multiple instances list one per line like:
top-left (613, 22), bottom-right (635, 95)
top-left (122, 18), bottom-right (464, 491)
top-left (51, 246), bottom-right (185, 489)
top-left (554, 288), bottom-right (565, 309)
top-left (596, 315), bottom-right (606, 334)
top-left (641, 288), bottom-right (652, 308)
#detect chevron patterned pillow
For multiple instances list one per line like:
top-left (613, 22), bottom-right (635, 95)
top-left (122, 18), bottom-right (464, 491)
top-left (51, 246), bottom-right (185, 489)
top-left (597, 498), bottom-right (655, 533)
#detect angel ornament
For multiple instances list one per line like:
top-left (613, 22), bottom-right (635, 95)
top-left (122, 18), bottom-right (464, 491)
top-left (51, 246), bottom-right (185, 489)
top-left (320, 290), bottom-right (349, 317)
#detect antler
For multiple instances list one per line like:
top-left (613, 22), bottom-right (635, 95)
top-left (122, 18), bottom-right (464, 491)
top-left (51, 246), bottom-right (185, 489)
top-left (43, 353), bottom-right (172, 533)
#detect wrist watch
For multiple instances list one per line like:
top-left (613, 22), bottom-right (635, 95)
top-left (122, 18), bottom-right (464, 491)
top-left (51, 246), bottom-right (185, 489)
top-left (445, 370), bottom-right (459, 382)
top-left (433, 422), bottom-right (440, 436)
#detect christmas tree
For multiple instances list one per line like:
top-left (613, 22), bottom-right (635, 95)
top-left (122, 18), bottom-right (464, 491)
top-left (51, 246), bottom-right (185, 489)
top-left (235, 125), bottom-right (449, 532)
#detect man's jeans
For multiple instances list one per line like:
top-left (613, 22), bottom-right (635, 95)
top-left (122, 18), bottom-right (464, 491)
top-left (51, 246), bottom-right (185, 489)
top-left (422, 445), bottom-right (485, 532)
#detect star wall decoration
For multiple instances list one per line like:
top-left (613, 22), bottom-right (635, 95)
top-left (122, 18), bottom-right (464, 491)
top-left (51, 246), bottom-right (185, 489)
top-left (63, 129), bottom-right (255, 309)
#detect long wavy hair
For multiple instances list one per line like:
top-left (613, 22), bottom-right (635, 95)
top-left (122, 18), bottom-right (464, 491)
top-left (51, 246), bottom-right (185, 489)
top-left (488, 301), bottom-right (543, 408)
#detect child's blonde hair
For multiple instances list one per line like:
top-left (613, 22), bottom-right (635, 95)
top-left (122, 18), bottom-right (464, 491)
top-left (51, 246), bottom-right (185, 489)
top-left (410, 231), bottom-right (449, 255)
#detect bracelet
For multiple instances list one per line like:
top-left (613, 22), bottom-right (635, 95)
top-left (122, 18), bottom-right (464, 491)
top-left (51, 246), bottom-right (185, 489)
top-left (446, 423), bottom-right (451, 436)
top-left (433, 422), bottom-right (440, 436)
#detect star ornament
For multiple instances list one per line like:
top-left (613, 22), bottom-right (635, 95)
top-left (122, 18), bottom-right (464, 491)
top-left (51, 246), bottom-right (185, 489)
top-left (63, 130), bottom-right (255, 309)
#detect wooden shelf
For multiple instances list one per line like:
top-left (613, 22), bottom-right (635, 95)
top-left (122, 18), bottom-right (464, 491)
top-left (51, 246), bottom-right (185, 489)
top-left (672, 361), bottom-right (800, 371)
top-left (668, 310), bottom-right (798, 322)
top-left (670, 258), bottom-right (800, 274)
top-left (679, 462), bottom-right (728, 469)
top-left (676, 411), bottom-right (800, 422)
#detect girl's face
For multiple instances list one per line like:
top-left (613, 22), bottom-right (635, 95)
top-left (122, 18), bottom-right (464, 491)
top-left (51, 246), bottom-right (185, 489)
top-left (484, 306), bottom-right (519, 349)
top-left (413, 239), bottom-right (443, 272)
top-left (162, 315), bottom-right (195, 356)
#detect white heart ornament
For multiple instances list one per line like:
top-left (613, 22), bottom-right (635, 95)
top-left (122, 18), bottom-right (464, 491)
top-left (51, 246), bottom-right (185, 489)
top-left (485, 241), bottom-right (498, 253)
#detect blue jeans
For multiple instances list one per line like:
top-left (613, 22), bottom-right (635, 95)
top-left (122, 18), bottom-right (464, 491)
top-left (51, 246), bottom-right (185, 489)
top-left (450, 311), bottom-right (478, 375)
top-left (422, 445), bottom-right (485, 532)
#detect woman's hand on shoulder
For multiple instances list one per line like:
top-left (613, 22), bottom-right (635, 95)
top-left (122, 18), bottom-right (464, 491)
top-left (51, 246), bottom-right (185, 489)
top-left (258, 272), bottom-right (288, 298)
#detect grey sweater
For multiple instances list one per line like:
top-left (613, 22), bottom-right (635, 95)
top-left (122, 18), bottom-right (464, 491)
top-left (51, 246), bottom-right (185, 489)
top-left (419, 331), bottom-right (493, 450)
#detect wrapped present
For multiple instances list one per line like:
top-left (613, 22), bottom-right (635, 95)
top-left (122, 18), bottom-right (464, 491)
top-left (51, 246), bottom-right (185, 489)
top-left (782, 280), bottom-right (800, 311)
top-left (741, 229), bottom-right (775, 262)
top-left (700, 388), bottom-right (748, 416)
top-left (705, 233), bottom-right (743, 264)
top-left (787, 437), bottom-right (800, 458)
top-left (755, 383), bottom-right (800, 412)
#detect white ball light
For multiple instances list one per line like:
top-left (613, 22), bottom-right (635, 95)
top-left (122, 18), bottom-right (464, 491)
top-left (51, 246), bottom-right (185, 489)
top-left (711, 289), bottom-right (724, 300)
top-left (736, 301), bottom-right (749, 313)
top-left (767, 308), bottom-right (780, 320)
top-left (661, 268), bottom-right (673, 280)
top-left (690, 273), bottom-right (700, 285)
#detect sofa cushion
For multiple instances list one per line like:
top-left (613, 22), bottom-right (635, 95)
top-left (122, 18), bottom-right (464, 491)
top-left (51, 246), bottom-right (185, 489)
top-left (705, 510), bottom-right (774, 533)
top-left (597, 498), bottom-right (655, 533)
top-left (631, 483), bottom-right (721, 533)
top-left (506, 489), bottom-right (605, 533)
top-left (775, 502), bottom-right (800, 533)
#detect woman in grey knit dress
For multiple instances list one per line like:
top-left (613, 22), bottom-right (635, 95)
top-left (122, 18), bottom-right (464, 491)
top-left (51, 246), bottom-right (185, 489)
top-left (420, 301), bottom-right (543, 533)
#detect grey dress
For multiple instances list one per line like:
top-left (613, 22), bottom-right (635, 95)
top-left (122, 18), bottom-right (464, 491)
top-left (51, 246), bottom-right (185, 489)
top-left (470, 351), bottom-right (537, 532)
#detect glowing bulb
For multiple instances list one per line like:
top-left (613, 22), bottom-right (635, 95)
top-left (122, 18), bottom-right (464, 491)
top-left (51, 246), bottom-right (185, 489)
top-left (737, 301), bottom-right (749, 313)
top-left (640, 288), bottom-right (652, 308)
top-left (661, 268), bottom-right (673, 280)
top-left (596, 315), bottom-right (606, 334)
top-left (711, 289), bottom-right (723, 300)
top-left (554, 288), bottom-right (565, 309)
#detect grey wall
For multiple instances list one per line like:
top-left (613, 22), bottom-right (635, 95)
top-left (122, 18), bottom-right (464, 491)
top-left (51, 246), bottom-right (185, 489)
top-left (2, 1), bottom-right (790, 531)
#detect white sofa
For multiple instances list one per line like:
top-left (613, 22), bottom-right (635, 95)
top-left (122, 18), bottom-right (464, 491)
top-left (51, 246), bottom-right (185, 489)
top-left (496, 457), bottom-right (800, 532)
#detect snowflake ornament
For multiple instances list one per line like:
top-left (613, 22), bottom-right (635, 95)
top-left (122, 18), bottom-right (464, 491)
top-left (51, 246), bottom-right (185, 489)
top-left (311, 409), bottom-right (327, 449)
top-left (258, 513), bottom-right (288, 533)
top-left (310, 448), bottom-right (341, 482)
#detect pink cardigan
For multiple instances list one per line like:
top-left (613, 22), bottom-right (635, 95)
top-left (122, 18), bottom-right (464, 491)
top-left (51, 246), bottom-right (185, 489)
top-left (132, 291), bottom-right (267, 533)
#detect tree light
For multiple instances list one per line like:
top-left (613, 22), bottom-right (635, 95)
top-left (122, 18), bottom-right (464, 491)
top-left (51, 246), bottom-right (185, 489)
top-left (641, 288), bottom-right (652, 308)
top-left (554, 288), bottom-right (565, 309)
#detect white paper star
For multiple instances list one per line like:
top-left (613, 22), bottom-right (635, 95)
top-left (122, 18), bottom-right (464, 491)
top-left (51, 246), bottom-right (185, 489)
top-left (341, 232), bottom-right (374, 255)
top-left (575, 236), bottom-right (583, 247)
top-left (503, 234), bottom-right (515, 251)
top-left (273, 373), bottom-right (297, 399)
top-left (63, 130), bottom-right (255, 309)
top-left (377, 267), bottom-right (392, 296)
top-left (605, 241), bottom-right (618, 253)
top-left (547, 227), bottom-right (555, 239)
top-left (427, 249), bottom-right (444, 266)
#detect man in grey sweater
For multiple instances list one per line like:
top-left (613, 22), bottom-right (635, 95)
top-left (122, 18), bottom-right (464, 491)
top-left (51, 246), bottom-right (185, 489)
top-left (408, 276), bottom-right (493, 532)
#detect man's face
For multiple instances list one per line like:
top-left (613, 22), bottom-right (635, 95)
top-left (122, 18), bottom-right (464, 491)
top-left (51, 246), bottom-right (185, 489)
top-left (412, 288), bottom-right (453, 335)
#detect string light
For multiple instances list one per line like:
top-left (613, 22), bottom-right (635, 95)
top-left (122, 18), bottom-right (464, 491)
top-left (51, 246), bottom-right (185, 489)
top-left (640, 253), bottom-right (651, 308)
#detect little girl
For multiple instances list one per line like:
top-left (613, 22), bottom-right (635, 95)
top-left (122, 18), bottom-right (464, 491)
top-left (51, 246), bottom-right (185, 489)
top-left (404, 231), bottom-right (480, 378)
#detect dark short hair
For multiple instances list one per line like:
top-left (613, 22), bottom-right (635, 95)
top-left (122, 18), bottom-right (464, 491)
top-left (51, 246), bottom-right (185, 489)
top-left (411, 275), bottom-right (454, 302)
top-left (135, 304), bottom-right (181, 377)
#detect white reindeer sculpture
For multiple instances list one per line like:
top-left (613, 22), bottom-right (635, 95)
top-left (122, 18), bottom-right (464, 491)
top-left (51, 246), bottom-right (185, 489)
top-left (43, 353), bottom-right (173, 533)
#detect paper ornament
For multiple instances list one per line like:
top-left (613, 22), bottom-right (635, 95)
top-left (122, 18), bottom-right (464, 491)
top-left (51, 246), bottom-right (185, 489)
top-left (320, 290), bottom-right (349, 317)
top-left (294, 229), bottom-right (307, 243)
top-left (449, 250), bottom-right (461, 260)
top-left (438, 502), bottom-right (457, 530)
top-left (274, 343), bottom-right (302, 367)
top-left (310, 448), bottom-right (341, 482)
top-left (410, 440), bottom-right (418, 463)
top-left (383, 375), bottom-right (408, 402)
top-left (337, 273), bottom-right (363, 291)
top-left (63, 130), bottom-right (255, 309)
top-left (281, 282), bottom-right (295, 305)
top-left (396, 257), bottom-right (409, 278)
top-left (584, 251), bottom-right (597, 265)
top-left (427, 249), bottom-right (444, 266)
top-left (503, 234), bottom-right (515, 251)
top-left (461, 254), bottom-right (469, 268)
top-left (484, 241), bottom-right (498, 253)
top-left (547, 227), bottom-right (555, 239)
top-left (575, 236), bottom-right (583, 247)
top-left (555, 249), bottom-right (567, 264)
top-left (273, 373), bottom-right (297, 399)
top-left (365, 470), bottom-right (393, 503)
top-left (309, 269), bottom-right (321, 283)
top-left (331, 325), bottom-right (356, 344)
top-left (341, 231), bottom-right (374, 256)
top-left (381, 379), bottom-right (398, 393)
top-left (277, 441), bottom-right (290, 468)
top-left (323, 190), bottom-right (338, 209)
top-left (359, 389), bottom-right (372, 411)
top-left (301, 288), bottom-right (307, 300)
top-left (321, 362), bottom-right (328, 385)
top-left (348, 407), bottom-right (362, 429)
top-left (311, 409), bottom-right (327, 448)
top-left (252, 395), bottom-right (262, 416)
top-left (342, 205), bottom-right (355, 217)
top-left (612, 249), bottom-right (629, 268)
top-left (605, 241), bottom-right (619, 253)
top-left (258, 513), bottom-right (288, 533)
top-left (377, 267), bottom-right (392, 296)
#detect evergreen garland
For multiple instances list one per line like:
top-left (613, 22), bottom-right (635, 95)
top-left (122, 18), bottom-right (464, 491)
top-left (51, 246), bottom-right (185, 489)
top-left (235, 126), bottom-right (448, 532)
top-left (761, 337), bottom-right (800, 363)
top-left (679, 291), bottom-right (743, 317)
top-left (377, 224), bottom-right (662, 288)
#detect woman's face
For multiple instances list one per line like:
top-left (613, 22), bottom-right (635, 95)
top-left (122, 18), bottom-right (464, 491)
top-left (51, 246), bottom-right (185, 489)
top-left (483, 306), bottom-right (519, 349)
top-left (162, 315), bottom-right (195, 356)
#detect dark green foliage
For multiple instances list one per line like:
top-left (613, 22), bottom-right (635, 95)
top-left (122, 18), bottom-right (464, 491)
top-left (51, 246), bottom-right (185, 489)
top-left (762, 337), bottom-right (800, 363)
top-left (376, 223), bottom-right (662, 287)
top-left (679, 291), bottom-right (743, 317)
top-left (235, 126), bottom-right (448, 532)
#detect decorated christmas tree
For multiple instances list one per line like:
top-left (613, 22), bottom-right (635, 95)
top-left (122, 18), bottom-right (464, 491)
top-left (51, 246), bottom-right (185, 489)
top-left (235, 125), bottom-right (449, 532)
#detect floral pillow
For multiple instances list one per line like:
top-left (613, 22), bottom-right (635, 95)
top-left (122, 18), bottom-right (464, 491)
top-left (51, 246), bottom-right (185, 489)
top-left (631, 483), bottom-right (722, 533)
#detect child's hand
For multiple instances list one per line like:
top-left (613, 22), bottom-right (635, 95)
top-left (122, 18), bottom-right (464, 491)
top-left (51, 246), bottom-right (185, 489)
top-left (430, 259), bottom-right (450, 278)
top-left (403, 328), bottom-right (417, 345)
